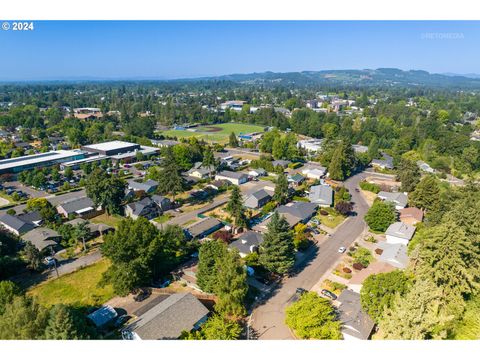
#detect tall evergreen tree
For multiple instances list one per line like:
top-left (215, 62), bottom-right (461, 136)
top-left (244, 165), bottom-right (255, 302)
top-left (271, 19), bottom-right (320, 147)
top-left (157, 147), bottom-right (184, 200)
top-left (213, 249), bottom-right (248, 318)
top-left (397, 158), bottom-right (421, 193)
top-left (410, 174), bottom-right (440, 211)
top-left (259, 212), bottom-right (295, 275)
top-left (273, 173), bottom-right (289, 205)
top-left (228, 132), bottom-right (239, 147)
top-left (202, 146), bottom-right (216, 169)
top-left (225, 186), bottom-right (247, 228)
top-left (44, 304), bottom-right (82, 340)
top-left (367, 135), bottom-right (380, 160)
top-left (196, 240), bottom-right (227, 293)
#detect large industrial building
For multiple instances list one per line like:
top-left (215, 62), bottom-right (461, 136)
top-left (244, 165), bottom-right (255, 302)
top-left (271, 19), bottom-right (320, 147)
top-left (81, 140), bottom-right (159, 163)
top-left (0, 150), bottom-right (84, 174)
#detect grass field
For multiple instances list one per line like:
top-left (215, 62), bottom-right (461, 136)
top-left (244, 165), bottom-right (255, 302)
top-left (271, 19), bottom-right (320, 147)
top-left (90, 213), bottom-right (124, 228)
top-left (153, 213), bottom-right (173, 224)
top-left (27, 259), bottom-right (114, 307)
top-left (159, 123), bottom-right (265, 143)
top-left (317, 208), bottom-right (346, 229)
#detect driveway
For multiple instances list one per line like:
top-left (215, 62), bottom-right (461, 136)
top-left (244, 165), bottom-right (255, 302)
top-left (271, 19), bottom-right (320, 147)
top-left (250, 172), bottom-right (370, 339)
top-left (50, 249), bottom-right (102, 278)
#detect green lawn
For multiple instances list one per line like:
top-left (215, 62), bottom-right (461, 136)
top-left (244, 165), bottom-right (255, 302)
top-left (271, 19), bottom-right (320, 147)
top-left (27, 259), bottom-right (114, 307)
top-left (317, 208), bottom-right (346, 229)
top-left (158, 123), bottom-right (265, 143)
top-left (153, 213), bottom-right (173, 224)
top-left (90, 213), bottom-right (124, 228)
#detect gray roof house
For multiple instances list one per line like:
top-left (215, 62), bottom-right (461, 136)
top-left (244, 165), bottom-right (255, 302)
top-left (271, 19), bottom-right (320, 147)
top-left (371, 153), bottom-right (394, 170)
top-left (337, 290), bottom-right (375, 340)
top-left (65, 218), bottom-right (114, 237)
top-left (272, 160), bottom-right (291, 168)
top-left (378, 243), bottom-right (409, 269)
top-left (385, 221), bottom-right (416, 245)
top-left (254, 202), bottom-right (317, 232)
top-left (127, 179), bottom-right (159, 193)
top-left (377, 191), bottom-right (408, 209)
top-left (124, 197), bottom-right (161, 220)
top-left (308, 184), bottom-right (334, 207)
top-left (21, 227), bottom-right (62, 252)
top-left (0, 213), bottom-right (35, 236)
top-left (288, 173), bottom-right (305, 186)
top-left (244, 189), bottom-right (272, 209)
top-left (151, 195), bottom-right (172, 212)
top-left (123, 293), bottom-right (209, 340)
top-left (229, 231), bottom-right (264, 257)
top-left (215, 170), bottom-right (249, 185)
top-left (185, 217), bottom-right (223, 239)
top-left (417, 160), bottom-right (435, 174)
top-left (56, 197), bottom-right (97, 218)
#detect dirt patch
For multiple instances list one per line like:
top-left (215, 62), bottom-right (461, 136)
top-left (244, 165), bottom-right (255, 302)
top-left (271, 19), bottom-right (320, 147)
top-left (201, 126), bottom-right (222, 133)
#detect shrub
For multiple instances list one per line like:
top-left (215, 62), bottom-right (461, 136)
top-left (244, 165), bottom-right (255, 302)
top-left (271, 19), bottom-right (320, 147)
top-left (343, 267), bottom-right (352, 274)
top-left (351, 247), bottom-right (374, 267)
top-left (319, 209), bottom-right (329, 216)
top-left (212, 230), bottom-right (233, 244)
top-left (353, 263), bottom-right (364, 271)
top-left (359, 181), bottom-right (381, 194)
top-left (375, 248), bottom-right (383, 255)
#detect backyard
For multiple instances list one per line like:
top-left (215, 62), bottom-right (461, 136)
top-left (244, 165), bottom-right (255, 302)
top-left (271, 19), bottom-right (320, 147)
top-left (317, 208), bottom-right (346, 229)
top-left (90, 213), bottom-right (124, 228)
top-left (158, 122), bottom-right (265, 143)
top-left (27, 259), bottom-right (114, 307)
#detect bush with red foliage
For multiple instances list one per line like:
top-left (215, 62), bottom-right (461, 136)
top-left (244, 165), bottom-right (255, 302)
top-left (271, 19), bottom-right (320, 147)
top-left (342, 267), bottom-right (352, 274)
top-left (375, 248), bottom-right (383, 255)
top-left (352, 263), bottom-right (364, 271)
top-left (212, 230), bottom-right (233, 244)
top-left (335, 201), bottom-right (353, 215)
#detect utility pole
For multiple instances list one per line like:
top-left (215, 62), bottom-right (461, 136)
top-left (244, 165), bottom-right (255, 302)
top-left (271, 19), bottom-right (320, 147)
top-left (50, 247), bottom-right (59, 278)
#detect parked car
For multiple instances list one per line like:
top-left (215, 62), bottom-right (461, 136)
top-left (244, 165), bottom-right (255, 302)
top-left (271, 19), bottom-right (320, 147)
top-left (133, 288), bottom-right (151, 302)
top-left (43, 256), bottom-right (56, 267)
top-left (114, 315), bottom-right (131, 328)
top-left (321, 289), bottom-right (337, 300)
top-left (338, 246), bottom-right (346, 253)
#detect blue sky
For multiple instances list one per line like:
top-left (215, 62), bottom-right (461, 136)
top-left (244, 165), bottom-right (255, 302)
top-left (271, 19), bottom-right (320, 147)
top-left (0, 21), bottom-right (479, 80)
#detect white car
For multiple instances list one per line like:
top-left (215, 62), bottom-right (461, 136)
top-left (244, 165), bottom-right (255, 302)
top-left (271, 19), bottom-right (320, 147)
top-left (338, 246), bottom-right (346, 253)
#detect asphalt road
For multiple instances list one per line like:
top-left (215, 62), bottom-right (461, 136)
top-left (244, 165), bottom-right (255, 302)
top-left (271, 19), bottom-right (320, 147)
top-left (250, 171), bottom-right (370, 340)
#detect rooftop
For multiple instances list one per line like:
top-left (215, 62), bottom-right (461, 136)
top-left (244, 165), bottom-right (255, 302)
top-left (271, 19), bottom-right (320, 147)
top-left (0, 150), bottom-right (82, 171)
top-left (385, 221), bottom-right (416, 240)
top-left (82, 140), bottom-right (138, 152)
top-left (337, 290), bottom-right (375, 340)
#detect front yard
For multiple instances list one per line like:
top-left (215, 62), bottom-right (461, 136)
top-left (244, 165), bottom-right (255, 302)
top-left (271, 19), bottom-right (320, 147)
top-left (27, 259), bottom-right (114, 307)
top-left (90, 213), bottom-right (124, 228)
top-left (316, 207), bottom-right (345, 229)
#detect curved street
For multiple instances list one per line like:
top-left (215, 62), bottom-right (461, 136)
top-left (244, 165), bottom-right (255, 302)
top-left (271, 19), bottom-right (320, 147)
top-left (250, 172), bottom-right (370, 340)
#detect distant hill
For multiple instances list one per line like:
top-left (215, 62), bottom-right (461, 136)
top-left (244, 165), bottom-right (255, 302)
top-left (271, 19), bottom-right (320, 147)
top-left (192, 68), bottom-right (480, 89)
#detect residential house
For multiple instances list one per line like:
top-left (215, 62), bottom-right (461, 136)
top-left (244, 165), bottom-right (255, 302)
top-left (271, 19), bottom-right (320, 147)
top-left (377, 191), bottom-right (408, 210)
top-left (378, 242), bottom-right (409, 269)
top-left (56, 197), bottom-right (99, 218)
top-left (122, 293), bottom-right (209, 340)
top-left (215, 170), bottom-right (248, 186)
top-left (302, 167), bottom-right (327, 180)
top-left (151, 195), bottom-right (172, 212)
top-left (124, 197), bottom-right (161, 220)
top-left (337, 290), bottom-right (375, 340)
top-left (186, 164), bottom-right (215, 179)
top-left (272, 160), bottom-right (291, 169)
top-left (127, 179), bottom-right (159, 194)
top-left (229, 231), bottom-right (263, 258)
top-left (254, 202), bottom-right (317, 232)
top-left (297, 139), bottom-right (324, 153)
top-left (65, 218), bottom-right (114, 238)
top-left (151, 139), bottom-right (180, 148)
top-left (244, 189), bottom-right (272, 209)
top-left (206, 179), bottom-right (229, 191)
top-left (352, 144), bottom-right (369, 154)
top-left (417, 160), bottom-right (435, 174)
top-left (371, 153), bottom-right (394, 170)
top-left (385, 222), bottom-right (416, 246)
top-left (399, 207), bottom-right (424, 226)
top-left (248, 168), bottom-right (267, 178)
top-left (21, 227), bottom-right (62, 253)
top-left (185, 217), bottom-right (223, 239)
top-left (287, 173), bottom-right (305, 186)
top-left (308, 184), bottom-right (333, 207)
top-left (0, 213), bottom-right (35, 236)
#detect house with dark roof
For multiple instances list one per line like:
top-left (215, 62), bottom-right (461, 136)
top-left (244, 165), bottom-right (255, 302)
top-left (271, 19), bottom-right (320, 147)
top-left (65, 218), bottom-right (114, 238)
top-left (56, 196), bottom-right (98, 218)
top-left (288, 173), bottom-right (305, 186)
top-left (184, 217), bottom-right (223, 239)
top-left (244, 189), bottom-right (272, 209)
top-left (229, 231), bottom-right (264, 257)
top-left (124, 197), bottom-right (161, 220)
top-left (337, 290), bottom-right (375, 340)
top-left (253, 202), bottom-right (317, 232)
top-left (122, 293), bottom-right (209, 340)
top-left (127, 179), bottom-right (159, 193)
top-left (308, 184), bottom-right (333, 207)
top-left (21, 227), bottom-right (62, 252)
top-left (272, 160), bottom-right (291, 168)
top-left (0, 213), bottom-right (35, 236)
top-left (186, 163), bottom-right (215, 179)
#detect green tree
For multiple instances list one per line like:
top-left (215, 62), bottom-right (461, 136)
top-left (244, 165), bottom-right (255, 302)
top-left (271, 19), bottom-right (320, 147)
top-left (202, 146), bottom-right (216, 169)
top-left (285, 292), bottom-right (341, 339)
top-left (196, 240), bottom-right (227, 293)
top-left (228, 132), bottom-right (239, 147)
top-left (0, 296), bottom-right (49, 339)
top-left (157, 147), bottom-right (184, 200)
top-left (410, 174), bottom-right (440, 211)
top-left (213, 248), bottom-right (248, 318)
top-left (273, 173), bottom-right (289, 205)
top-left (225, 186), bottom-right (247, 228)
top-left (364, 200), bottom-right (396, 232)
top-left (293, 223), bottom-right (309, 251)
top-left (26, 197), bottom-right (57, 223)
top-left (259, 212), bottom-right (295, 275)
top-left (73, 221), bottom-right (91, 252)
top-left (0, 280), bottom-right (21, 315)
top-left (85, 168), bottom-right (126, 215)
top-left (64, 166), bottom-right (74, 180)
top-left (23, 242), bottom-right (43, 271)
top-left (379, 279), bottom-right (453, 339)
top-left (367, 135), bottom-right (380, 160)
top-left (181, 314), bottom-right (242, 340)
top-left (44, 304), bottom-right (83, 340)
top-left (360, 270), bottom-right (410, 322)
top-left (397, 158), bottom-right (421, 193)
